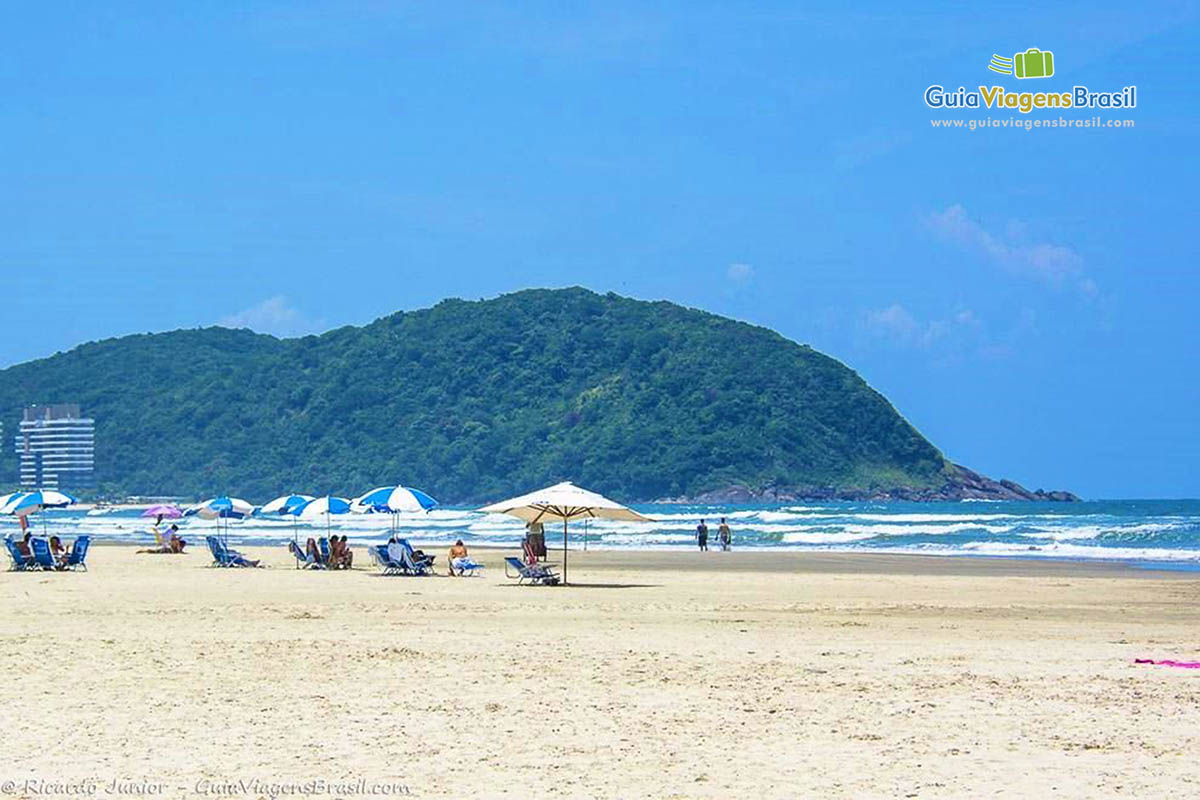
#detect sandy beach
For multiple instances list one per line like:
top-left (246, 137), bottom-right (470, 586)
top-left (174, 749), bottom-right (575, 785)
top-left (3, 545), bottom-right (1199, 799)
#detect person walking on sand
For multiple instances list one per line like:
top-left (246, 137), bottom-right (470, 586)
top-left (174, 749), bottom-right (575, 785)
top-left (696, 519), bottom-right (709, 551)
top-left (718, 517), bottom-right (732, 551)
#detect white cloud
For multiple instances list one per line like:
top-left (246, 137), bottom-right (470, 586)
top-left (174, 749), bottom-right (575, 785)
top-left (864, 304), bottom-right (980, 349)
top-left (926, 204), bottom-right (1094, 295)
top-left (727, 263), bottom-right (754, 283)
top-left (217, 296), bottom-right (325, 338)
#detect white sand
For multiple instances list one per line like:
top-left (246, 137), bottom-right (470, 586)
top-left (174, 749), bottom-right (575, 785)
top-left (2, 545), bottom-right (1199, 799)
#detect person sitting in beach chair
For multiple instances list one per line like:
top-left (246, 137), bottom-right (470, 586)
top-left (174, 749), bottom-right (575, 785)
top-left (386, 536), bottom-right (434, 575)
top-left (447, 539), bottom-right (482, 576)
top-left (15, 532), bottom-right (33, 562)
top-left (370, 543), bottom-right (402, 574)
top-left (5, 535), bottom-right (34, 570)
top-left (29, 537), bottom-right (58, 570)
top-left (289, 539), bottom-right (325, 569)
top-left (49, 536), bottom-right (69, 568)
top-left (337, 535), bottom-right (353, 568)
top-left (304, 537), bottom-right (320, 565)
top-left (328, 535), bottom-right (353, 569)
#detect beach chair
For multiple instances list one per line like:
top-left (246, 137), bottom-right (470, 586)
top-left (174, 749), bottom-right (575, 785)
top-left (4, 538), bottom-right (34, 571)
top-left (288, 540), bottom-right (325, 570)
top-left (29, 537), bottom-right (58, 570)
top-left (450, 556), bottom-right (484, 577)
top-left (398, 546), bottom-right (433, 576)
top-left (205, 536), bottom-right (225, 566)
top-left (369, 544), bottom-right (402, 575)
top-left (65, 536), bottom-right (90, 571)
top-left (394, 539), bottom-right (434, 575)
top-left (206, 536), bottom-right (255, 568)
top-left (318, 537), bottom-right (332, 567)
top-left (503, 556), bottom-right (560, 586)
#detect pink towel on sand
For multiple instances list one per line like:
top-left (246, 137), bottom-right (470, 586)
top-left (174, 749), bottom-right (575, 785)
top-left (1134, 659), bottom-right (1200, 669)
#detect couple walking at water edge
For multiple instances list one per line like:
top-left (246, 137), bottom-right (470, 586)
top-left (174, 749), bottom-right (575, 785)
top-left (696, 518), bottom-right (732, 551)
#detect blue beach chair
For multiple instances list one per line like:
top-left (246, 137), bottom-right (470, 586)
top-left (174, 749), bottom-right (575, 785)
top-left (369, 544), bottom-right (402, 575)
top-left (318, 537), bottom-right (332, 567)
top-left (206, 536), bottom-right (257, 568)
top-left (288, 540), bottom-right (325, 569)
top-left (396, 539), bottom-right (434, 575)
top-left (373, 540), bottom-right (433, 576)
top-left (504, 557), bottom-right (560, 586)
top-left (65, 536), bottom-right (90, 571)
top-left (450, 556), bottom-right (484, 577)
top-left (29, 537), bottom-right (58, 570)
top-left (205, 536), bottom-right (225, 566)
top-left (5, 537), bottom-right (34, 571)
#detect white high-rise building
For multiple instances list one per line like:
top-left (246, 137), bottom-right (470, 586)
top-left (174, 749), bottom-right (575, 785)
top-left (15, 404), bottom-right (95, 491)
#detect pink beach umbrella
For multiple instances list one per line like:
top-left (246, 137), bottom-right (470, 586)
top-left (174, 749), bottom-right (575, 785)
top-left (141, 504), bottom-right (183, 520)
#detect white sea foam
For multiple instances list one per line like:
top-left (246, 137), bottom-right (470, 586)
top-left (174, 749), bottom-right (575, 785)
top-left (780, 531), bottom-right (879, 544)
top-left (956, 540), bottom-right (1200, 562)
top-left (15, 504), bottom-right (1200, 564)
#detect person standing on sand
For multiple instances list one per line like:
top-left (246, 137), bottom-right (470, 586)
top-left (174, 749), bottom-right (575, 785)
top-left (718, 518), bottom-right (731, 551)
top-left (696, 519), bottom-right (709, 551)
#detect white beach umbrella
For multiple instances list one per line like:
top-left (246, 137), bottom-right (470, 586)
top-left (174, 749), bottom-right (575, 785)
top-left (478, 481), bottom-right (653, 584)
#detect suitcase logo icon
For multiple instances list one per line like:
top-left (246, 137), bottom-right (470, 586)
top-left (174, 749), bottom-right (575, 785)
top-left (988, 48), bottom-right (1055, 79)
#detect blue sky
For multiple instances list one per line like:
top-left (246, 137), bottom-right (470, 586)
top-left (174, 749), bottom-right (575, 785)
top-left (2, 2), bottom-right (1197, 497)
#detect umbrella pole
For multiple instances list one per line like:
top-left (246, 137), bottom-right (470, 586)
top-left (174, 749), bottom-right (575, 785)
top-left (563, 517), bottom-right (568, 585)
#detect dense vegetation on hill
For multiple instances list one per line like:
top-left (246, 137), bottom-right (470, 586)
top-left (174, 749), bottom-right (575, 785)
top-left (0, 288), bottom-right (955, 503)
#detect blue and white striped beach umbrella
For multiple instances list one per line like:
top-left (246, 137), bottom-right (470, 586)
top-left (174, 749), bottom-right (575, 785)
top-left (258, 494), bottom-right (315, 515)
top-left (185, 496), bottom-right (254, 545)
top-left (291, 495), bottom-right (351, 537)
top-left (352, 486), bottom-right (438, 514)
top-left (1, 490), bottom-right (78, 516)
top-left (0, 491), bottom-right (28, 511)
top-left (185, 496), bottom-right (255, 520)
top-left (290, 495), bottom-right (352, 520)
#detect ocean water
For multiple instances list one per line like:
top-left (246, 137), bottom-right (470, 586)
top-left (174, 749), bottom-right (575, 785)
top-left (13, 499), bottom-right (1200, 566)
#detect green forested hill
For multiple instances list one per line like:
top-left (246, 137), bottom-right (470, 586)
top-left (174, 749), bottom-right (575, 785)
top-left (0, 288), bottom-right (955, 502)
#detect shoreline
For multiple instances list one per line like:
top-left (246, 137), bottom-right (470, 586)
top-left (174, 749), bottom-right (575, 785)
top-left (82, 540), bottom-right (1200, 578)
